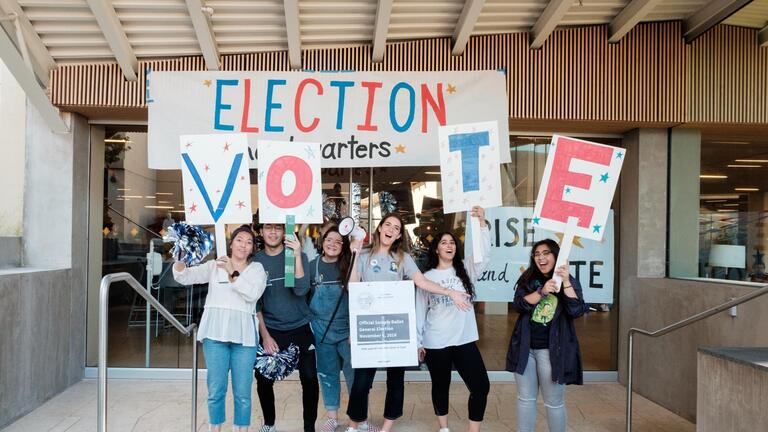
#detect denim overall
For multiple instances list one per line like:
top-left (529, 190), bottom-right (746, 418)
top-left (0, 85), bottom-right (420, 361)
top-left (309, 258), bottom-right (354, 410)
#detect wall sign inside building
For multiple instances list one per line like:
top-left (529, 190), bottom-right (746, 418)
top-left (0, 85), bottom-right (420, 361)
top-left (147, 71), bottom-right (510, 169)
top-left (466, 207), bottom-right (615, 304)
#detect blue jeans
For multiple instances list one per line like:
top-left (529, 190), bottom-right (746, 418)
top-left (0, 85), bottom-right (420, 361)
top-left (313, 331), bottom-right (354, 410)
top-left (514, 349), bottom-right (566, 432)
top-left (202, 339), bottom-right (258, 427)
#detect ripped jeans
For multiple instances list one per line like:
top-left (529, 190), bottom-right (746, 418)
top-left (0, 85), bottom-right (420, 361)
top-left (313, 324), bottom-right (354, 411)
top-left (514, 349), bottom-right (566, 432)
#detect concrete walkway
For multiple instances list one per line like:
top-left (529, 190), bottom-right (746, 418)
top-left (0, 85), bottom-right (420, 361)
top-left (2, 379), bottom-right (694, 432)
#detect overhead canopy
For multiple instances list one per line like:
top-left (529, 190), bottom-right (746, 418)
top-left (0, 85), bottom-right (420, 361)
top-left (0, 0), bottom-right (766, 132)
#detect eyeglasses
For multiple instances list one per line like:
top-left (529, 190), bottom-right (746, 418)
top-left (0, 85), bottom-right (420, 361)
top-left (533, 250), bottom-right (552, 258)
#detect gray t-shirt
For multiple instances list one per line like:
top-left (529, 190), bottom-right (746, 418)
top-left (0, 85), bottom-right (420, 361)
top-left (355, 249), bottom-right (419, 282)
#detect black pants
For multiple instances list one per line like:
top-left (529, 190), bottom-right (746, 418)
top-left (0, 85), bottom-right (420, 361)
top-left (346, 367), bottom-right (405, 422)
top-left (255, 324), bottom-right (319, 432)
top-left (424, 342), bottom-right (490, 422)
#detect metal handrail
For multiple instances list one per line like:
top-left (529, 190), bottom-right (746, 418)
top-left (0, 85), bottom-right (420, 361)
top-left (99, 272), bottom-right (198, 432)
top-left (626, 282), bottom-right (768, 432)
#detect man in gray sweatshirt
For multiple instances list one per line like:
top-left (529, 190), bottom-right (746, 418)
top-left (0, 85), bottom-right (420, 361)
top-left (252, 222), bottom-right (317, 432)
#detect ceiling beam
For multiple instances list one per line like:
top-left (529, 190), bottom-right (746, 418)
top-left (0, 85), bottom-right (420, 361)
top-left (758, 24), bottom-right (768, 47)
top-left (85, 0), bottom-right (137, 81)
top-left (184, 0), bottom-right (219, 70)
top-left (0, 24), bottom-right (68, 133)
top-left (530, 0), bottom-right (572, 49)
top-left (283, 0), bottom-right (301, 69)
top-left (608, 0), bottom-right (662, 43)
top-left (372, 0), bottom-right (393, 62)
top-left (452, 0), bottom-right (485, 55)
top-left (683, 0), bottom-right (752, 43)
top-left (0, 0), bottom-right (56, 86)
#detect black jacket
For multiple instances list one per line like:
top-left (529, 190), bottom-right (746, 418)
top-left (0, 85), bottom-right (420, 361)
top-left (505, 275), bottom-right (589, 385)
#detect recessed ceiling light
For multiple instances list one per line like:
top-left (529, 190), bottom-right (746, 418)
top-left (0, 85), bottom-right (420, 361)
top-left (735, 159), bottom-right (768, 163)
top-left (727, 164), bottom-right (761, 168)
top-left (155, 192), bottom-right (174, 196)
top-left (711, 141), bottom-right (750, 145)
top-left (700, 175), bottom-right (728, 179)
top-left (735, 188), bottom-right (759, 192)
top-left (144, 205), bottom-right (175, 209)
top-left (424, 171), bottom-right (441, 175)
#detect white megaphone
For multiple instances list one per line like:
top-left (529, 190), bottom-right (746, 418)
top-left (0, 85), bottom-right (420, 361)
top-left (338, 216), bottom-right (366, 241)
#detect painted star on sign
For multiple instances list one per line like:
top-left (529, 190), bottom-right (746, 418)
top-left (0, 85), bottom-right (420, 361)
top-left (223, 142), bottom-right (230, 151)
top-left (240, 175), bottom-right (246, 181)
top-left (305, 146), bottom-right (316, 159)
top-left (615, 151), bottom-right (624, 159)
top-left (593, 224), bottom-right (602, 233)
top-left (532, 217), bottom-right (541, 225)
top-left (189, 203), bottom-right (198, 213)
top-left (565, 187), bottom-right (572, 194)
top-left (185, 142), bottom-right (192, 148)
top-left (204, 164), bottom-right (210, 172)
top-left (446, 84), bottom-right (457, 94)
top-left (306, 205), bottom-right (315, 216)
top-left (203, 79), bottom-right (212, 87)
top-left (236, 201), bottom-right (246, 209)
top-left (395, 144), bottom-right (406, 153)
top-left (599, 173), bottom-right (609, 183)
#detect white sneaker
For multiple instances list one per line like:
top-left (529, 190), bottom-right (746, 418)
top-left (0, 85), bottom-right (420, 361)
top-left (439, 428), bottom-right (451, 432)
top-left (259, 426), bottom-right (277, 432)
top-left (345, 428), bottom-right (358, 432)
top-left (359, 422), bottom-right (381, 432)
top-left (319, 418), bottom-right (339, 432)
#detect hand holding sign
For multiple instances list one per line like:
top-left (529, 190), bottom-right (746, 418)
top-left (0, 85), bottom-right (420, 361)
top-left (532, 135), bottom-right (625, 288)
top-left (438, 121), bottom-right (502, 263)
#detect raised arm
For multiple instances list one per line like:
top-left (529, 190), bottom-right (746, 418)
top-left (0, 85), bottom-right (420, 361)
top-left (173, 260), bottom-right (215, 285)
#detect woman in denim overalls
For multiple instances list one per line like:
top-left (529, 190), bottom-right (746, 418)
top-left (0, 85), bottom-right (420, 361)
top-left (309, 226), bottom-right (354, 432)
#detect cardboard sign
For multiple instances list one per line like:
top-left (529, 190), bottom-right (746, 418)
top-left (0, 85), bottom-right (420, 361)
top-left (180, 133), bottom-right (252, 226)
top-left (532, 135), bottom-right (624, 288)
top-left (147, 71), bottom-right (510, 168)
top-left (438, 121), bottom-right (502, 214)
top-left (257, 140), bottom-right (322, 224)
top-left (532, 135), bottom-right (624, 241)
top-left (349, 280), bottom-right (418, 368)
top-left (465, 206), bottom-right (615, 304)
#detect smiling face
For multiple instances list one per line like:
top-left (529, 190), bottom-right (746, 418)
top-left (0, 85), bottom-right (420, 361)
top-left (533, 244), bottom-right (555, 275)
top-left (377, 216), bottom-right (402, 249)
top-left (436, 233), bottom-right (456, 262)
top-left (260, 224), bottom-right (285, 249)
top-left (322, 230), bottom-right (344, 259)
top-left (230, 231), bottom-right (254, 261)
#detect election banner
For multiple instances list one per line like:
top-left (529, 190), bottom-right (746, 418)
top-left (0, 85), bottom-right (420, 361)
top-left (179, 133), bottom-right (252, 257)
top-left (349, 280), bottom-right (418, 368)
top-left (438, 121), bottom-right (502, 263)
top-left (466, 207), bottom-right (615, 304)
top-left (147, 71), bottom-right (510, 169)
top-left (532, 135), bottom-right (625, 287)
top-left (256, 140), bottom-right (322, 224)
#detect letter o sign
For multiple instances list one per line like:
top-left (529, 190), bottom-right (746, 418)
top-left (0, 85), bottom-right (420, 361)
top-left (266, 155), bottom-right (313, 208)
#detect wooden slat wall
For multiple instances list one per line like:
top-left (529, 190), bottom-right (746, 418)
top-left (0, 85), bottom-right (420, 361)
top-left (688, 25), bottom-right (768, 123)
top-left (49, 22), bottom-right (767, 125)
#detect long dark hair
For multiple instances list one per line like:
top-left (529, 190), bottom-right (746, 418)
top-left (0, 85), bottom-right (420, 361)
top-left (427, 231), bottom-right (475, 299)
top-left (515, 238), bottom-right (560, 291)
top-left (321, 226), bottom-right (352, 289)
top-left (228, 224), bottom-right (257, 260)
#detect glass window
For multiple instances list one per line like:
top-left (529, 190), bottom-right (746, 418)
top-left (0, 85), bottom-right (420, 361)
top-left (92, 130), bottom-right (620, 371)
top-left (698, 137), bottom-right (768, 283)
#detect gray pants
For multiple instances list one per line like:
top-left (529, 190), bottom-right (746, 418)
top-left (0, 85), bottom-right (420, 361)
top-left (514, 349), bottom-right (566, 432)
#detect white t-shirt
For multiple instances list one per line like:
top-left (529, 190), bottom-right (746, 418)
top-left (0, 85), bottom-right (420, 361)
top-left (416, 227), bottom-right (490, 349)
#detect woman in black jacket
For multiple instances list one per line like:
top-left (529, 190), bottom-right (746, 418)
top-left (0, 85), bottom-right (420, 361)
top-left (505, 239), bottom-right (588, 432)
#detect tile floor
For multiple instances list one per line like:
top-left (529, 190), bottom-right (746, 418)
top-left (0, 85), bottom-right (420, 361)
top-left (3, 378), bottom-right (694, 432)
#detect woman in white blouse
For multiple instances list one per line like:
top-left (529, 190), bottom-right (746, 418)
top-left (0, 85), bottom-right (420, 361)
top-left (174, 225), bottom-right (267, 432)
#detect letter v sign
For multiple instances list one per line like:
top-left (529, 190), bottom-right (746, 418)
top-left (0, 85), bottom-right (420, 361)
top-left (181, 152), bottom-right (244, 222)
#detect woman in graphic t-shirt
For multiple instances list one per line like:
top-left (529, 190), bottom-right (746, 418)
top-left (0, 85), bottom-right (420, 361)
top-left (505, 238), bottom-right (588, 432)
top-left (416, 205), bottom-right (491, 432)
top-left (344, 213), bottom-right (472, 432)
